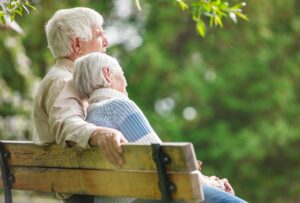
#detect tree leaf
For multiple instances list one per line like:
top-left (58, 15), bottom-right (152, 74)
top-left (229, 12), bottom-right (237, 23)
top-left (25, 1), bottom-right (36, 11)
top-left (15, 9), bottom-right (22, 16)
top-left (196, 19), bottom-right (206, 37)
top-left (209, 16), bottom-right (214, 27)
top-left (0, 14), bottom-right (6, 25)
top-left (176, 0), bottom-right (188, 11)
top-left (10, 13), bottom-right (14, 22)
top-left (21, 4), bottom-right (29, 14)
top-left (236, 12), bottom-right (249, 21)
top-left (214, 15), bottom-right (223, 27)
top-left (17, 2), bottom-right (23, 13)
top-left (215, 0), bottom-right (222, 6)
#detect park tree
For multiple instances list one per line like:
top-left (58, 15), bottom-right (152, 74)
top-left (1, 0), bottom-right (248, 36)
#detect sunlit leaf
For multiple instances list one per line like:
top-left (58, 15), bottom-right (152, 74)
top-left (21, 4), bottom-right (29, 14)
top-left (214, 15), bottom-right (223, 27)
top-left (175, 0), bottom-right (249, 37)
top-left (229, 12), bottom-right (237, 23)
top-left (0, 0), bottom-right (35, 24)
top-left (17, 3), bottom-right (23, 13)
top-left (0, 14), bottom-right (6, 25)
top-left (231, 2), bottom-right (247, 9)
top-left (209, 15), bottom-right (214, 27)
top-left (10, 13), bottom-right (14, 22)
top-left (176, 0), bottom-right (188, 11)
top-left (15, 9), bottom-right (22, 16)
top-left (236, 12), bottom-right (249, 21)
top-left (134, 0), bottom-right (141, 11)
top-left (196, 19), bottom-right (206, 37)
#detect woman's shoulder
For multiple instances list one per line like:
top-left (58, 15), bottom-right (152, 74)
top-left (88, 98), bottom-right (139, 115)
top-left (108, 98), bottom-right (141, 116)
top-left (109, 97), bottom-right (136, 107)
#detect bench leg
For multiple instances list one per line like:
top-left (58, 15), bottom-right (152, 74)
top-left (0, 142), bottom-right (13, 203)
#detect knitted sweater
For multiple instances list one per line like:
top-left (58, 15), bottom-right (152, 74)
top-left (86, 88), bottom-right (162, 203)
top-left (87, 88), bottom-right (162, 144)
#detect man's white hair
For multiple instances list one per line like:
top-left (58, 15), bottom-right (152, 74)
top-left (73, 52), bottom-right (122, 98)
top-left (45, 7), bottom-right (103, 58)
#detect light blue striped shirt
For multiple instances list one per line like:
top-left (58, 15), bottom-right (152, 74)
top-left (86, 88), bottom-right (161, 203)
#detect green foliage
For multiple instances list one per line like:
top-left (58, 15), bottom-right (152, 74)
top-left (1, 0), bottom-right (247, 37)
top-left (0, 0), bottom-right (35, 25)
top-left (175, 0), bottom-right (248, 36)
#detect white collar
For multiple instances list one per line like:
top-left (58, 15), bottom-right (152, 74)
top-left (89, 88), bottom-right (128, 104)
top-left (56, 58), bottom-right (74, 73)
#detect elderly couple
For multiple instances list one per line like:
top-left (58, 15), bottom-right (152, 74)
top-left (32, 7), bottom-right (247, 203)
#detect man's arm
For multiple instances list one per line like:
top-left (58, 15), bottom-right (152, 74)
top-left (48, 80), bottom-right (127, 167)
top-left (88, 127), bottom-right (127, 166)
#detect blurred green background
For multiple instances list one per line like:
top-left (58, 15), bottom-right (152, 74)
top-left (1, 0), bottom-right (300, 202)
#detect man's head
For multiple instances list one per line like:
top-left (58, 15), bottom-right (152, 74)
top-left (73, 53), bottom-right (127, 99)
top-left (45, 7), bottom-right (109, 60)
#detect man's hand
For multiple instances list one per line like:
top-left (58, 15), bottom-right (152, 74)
top-left (89, 127), bottom-right (128, 167)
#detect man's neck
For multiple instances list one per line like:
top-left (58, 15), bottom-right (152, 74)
top-left (65, 56), bottom-right (75, 62)
top-left (65, 52), bottom-right (80, 62)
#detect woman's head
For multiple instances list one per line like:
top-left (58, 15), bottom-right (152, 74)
top-left (74, 52), bottom-right (127, 99)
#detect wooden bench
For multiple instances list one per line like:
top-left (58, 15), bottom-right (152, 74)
top-left (0, 141), bottom-right (204, 203)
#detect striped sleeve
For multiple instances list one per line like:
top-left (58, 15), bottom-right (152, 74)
top-left (107, 98), bottom-right (162, 144)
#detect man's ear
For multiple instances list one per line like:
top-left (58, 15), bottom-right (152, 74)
top-left (102, 67), bottom-right (112, 83)
top-left (70, 37), bottom-right (81, 54)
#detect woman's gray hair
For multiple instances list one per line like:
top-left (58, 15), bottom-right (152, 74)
top-left (45, 7), bottom-right (103, 58)
top-left (73, 52), bottom-right (122, 99)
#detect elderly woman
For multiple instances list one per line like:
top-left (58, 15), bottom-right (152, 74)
top-left (73, 53), bottom-right (247, 203)
top-left (74, 53), bottom-right (162, 146)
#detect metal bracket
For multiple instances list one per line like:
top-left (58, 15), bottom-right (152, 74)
top-left (0, 141), bottom-right (13, 203)
top-left (151, 143), bottom-right (176, 202)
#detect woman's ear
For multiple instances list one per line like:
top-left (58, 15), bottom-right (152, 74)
top-left (70, 37), bottom-right (81, 54)
top-left (102, 67), bottom-right (112, 83)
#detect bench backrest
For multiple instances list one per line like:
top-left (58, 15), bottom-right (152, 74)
top-left (0, 141), bottom-right (203, 202)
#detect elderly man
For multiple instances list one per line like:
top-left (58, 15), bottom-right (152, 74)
top-left (73, 52), bottom-right (248, 203)
top-left (33, 7), bottom-right (127, 203)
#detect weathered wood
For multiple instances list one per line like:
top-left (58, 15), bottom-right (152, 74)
top-left (0, 140), bottom-right (204, 202)
top-left (1, 141), bottom-right (198, 172)
top-left (0, 167), bottom-right (203, 202)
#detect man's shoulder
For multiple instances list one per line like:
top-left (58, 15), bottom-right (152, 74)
top-left (37, 66), bottom-right (72, 91)
top-left (42, 66), bottom-right (72, 83)
top-left (34, 66), bottom-right (74, 104)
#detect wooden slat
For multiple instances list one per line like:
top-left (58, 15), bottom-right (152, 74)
top-left (0, 167), bottom-right (204, 202)
top-left (1, 141), bottom-right (198, 172)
